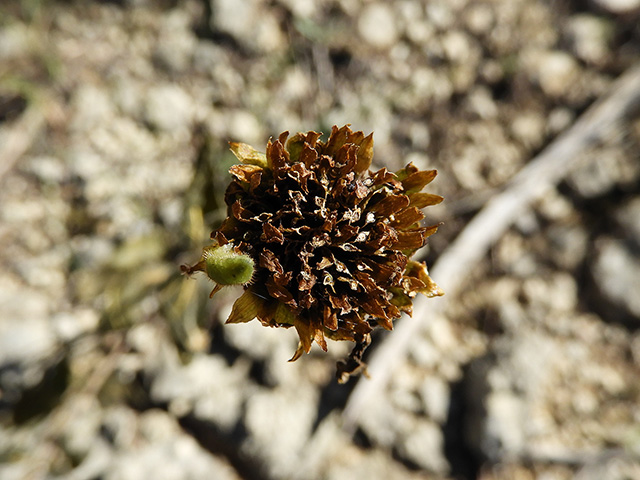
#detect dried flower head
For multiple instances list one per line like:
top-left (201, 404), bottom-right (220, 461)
top-left (183, 125), bottom-right (443, 381)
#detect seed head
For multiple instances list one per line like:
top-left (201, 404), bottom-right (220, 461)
top-left (183, 125), bottom-right (443, 381)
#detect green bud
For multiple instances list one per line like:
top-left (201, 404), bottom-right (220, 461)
top-left (203, 244), bottom-right (255, 286)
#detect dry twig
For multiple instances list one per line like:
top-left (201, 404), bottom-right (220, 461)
top-left (341, 63), bottom-right (640, 432)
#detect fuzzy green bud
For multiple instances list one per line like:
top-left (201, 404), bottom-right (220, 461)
top-left (202, 244), bottom-right (255, 286)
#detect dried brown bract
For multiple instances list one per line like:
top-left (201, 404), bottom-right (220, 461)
top-left (183, 125), bottom-right (443, 381)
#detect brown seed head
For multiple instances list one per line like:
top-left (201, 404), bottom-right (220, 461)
top-left (184, 125), bottom-right (443, 380)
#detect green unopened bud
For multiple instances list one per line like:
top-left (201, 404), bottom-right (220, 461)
top-left (202, 244), bottom-right (255, 286)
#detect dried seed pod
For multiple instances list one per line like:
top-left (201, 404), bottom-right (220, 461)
top-left (183, 125), bottom-right (443, 381)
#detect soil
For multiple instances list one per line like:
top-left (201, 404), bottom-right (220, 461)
top-left (1, 1), bottom-right (639, 479)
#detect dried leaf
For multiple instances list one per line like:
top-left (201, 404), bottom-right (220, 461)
top-left (229, 142), bottom-right (268, 168)
top-left (226, 289), bottom-right (260, 323)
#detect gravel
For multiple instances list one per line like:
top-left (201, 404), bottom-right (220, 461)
top-left (0, 0), bottom-right (639, 479)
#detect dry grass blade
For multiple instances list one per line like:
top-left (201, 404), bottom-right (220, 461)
top-left (0, 102), bottom-right (46, 181)
top-left (341, 62), bottom-right (640, 432)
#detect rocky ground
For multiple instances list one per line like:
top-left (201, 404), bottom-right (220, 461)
top-left (1, 0), bottom-right (640, 479)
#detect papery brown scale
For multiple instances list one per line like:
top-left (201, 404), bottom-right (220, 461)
top-left (360, 297), bottom-right (389, 321)
top-left (323, 305), bottom-right (339, 331)
top-left (402, 275), bottom-right (427, 292)
top-left (285, 132), bottom-right (318, 163)
top-left (212, 231), bottom-right (229, 245)
top-left (366, 223), bottom-right (399, 250)
top-left (299, 289), bottom-right (315, 310)
top-left (298, 268), bottom-right (316, 292)
top-left (293, 316), bottom-right (314, 355)
top-left (288, 163), bottom-right (312, 194)
top-left (354, 182), bottom-right (370, 200)
top-left (393, 230), bottom-right (427, 250)
top-left (409, 192), bottom-right (444, 208)
top-left (262, 222), bottom-right (284, 244)
top-left (369, 194), bottom-right (410, 216)
top-left (401, 169), bottom-right (438, 193)
top-left (249, 171), bottom-right (262, 192)
top-left (259, 249), bottom-right (284, 275)
top-left (266, 279), bottom-right (297, 306)
top-left (299, 143), bottom-right (319, 169)
top-left (369, 168), bottom-right (395, 186)
top-left (423, 224), bottom-right (440, 238)
top-left (334, 144), bottom-right (358, 175)
top-left (229, 164), bottom-right (262, 183)
top-left (354, 271), bottom-right (385, 295)
top-left (390, 207), bottom-right (425, 228)
top-left (321, 125), bottom-right (351, 156)
top-left (311, 316), bottom-right (328, 351)
top-left (328, 294), bottom-right (350, 312)
top-left (384, 302), bottom-right (401, 319)
top-left (354, 133), bottom-right (374, 174)
top-left (386, 251), bottom-right (409, 271)
top-left (362, 259), bottom-right (399, 284)
top-left (278, 130), bottom-right (290, 146)
top-left (316, 256), bottom-right (333, 270)
top-left (231, 201), bottom-right (253, 222)
top-left (267, 138), bottom-right (289, 175)
top-left (335, 224), bottom-right (359, 242)
top-left (374, 313), bottom-right (394, 331)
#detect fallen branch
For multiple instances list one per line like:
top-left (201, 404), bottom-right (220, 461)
top-left (341, 62), bottom-right (640, 432)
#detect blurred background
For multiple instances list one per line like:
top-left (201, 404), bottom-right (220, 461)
top-left (1, 0), bottom-right (639, 479)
